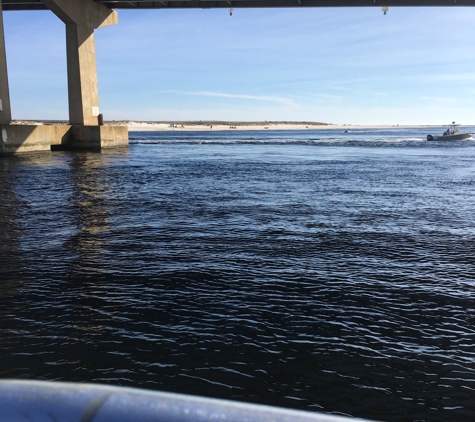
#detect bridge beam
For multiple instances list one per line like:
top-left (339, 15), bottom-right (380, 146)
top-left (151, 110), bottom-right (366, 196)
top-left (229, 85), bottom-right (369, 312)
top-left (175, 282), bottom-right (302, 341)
top-left (41, 0), bottom-right (118, 125)
top-left (0, 0), bottom-right (12, 125)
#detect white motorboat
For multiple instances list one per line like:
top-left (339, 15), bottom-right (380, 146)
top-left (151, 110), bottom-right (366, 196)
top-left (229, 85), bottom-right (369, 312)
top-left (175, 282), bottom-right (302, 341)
top-left (427, 122), bottom-right (473, 141)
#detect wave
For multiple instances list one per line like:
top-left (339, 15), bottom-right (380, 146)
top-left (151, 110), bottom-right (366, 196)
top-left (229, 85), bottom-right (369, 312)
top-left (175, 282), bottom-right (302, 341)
top-left (128, 127), bottom-right (475, 147)
top-left (129, 137), bottom-right (430, 146)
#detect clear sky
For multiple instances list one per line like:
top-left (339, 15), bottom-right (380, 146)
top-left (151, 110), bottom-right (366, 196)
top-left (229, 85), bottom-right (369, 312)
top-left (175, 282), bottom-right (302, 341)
top-left (3, 6), bottom-right (475, 125)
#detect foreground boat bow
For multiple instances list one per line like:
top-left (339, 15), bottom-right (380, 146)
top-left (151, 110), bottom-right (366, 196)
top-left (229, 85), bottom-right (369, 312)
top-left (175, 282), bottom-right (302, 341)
top-left (0, 380), bottom-right (372, 422)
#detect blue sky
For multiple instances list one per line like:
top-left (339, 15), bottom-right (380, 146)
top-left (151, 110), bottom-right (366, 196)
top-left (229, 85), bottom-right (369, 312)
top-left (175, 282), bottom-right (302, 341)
top-left (3, 6), bottom-right (475, 124)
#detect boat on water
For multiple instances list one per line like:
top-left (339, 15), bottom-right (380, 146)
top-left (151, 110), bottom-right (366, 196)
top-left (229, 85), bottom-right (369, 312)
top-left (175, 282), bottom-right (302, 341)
top-left (427, 122), bottom-right (473, 141)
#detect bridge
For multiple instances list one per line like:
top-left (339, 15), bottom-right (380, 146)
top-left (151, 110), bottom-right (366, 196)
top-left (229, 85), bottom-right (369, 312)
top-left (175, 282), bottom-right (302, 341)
top-left (3, 0), bottom-right (475, 10)
top-left (1, 0), bottom-right (474, 153)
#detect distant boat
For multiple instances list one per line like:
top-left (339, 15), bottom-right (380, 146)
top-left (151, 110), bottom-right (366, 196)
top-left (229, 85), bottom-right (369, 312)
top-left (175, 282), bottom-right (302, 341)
top-left (427, 122), bottom-right (473, 141)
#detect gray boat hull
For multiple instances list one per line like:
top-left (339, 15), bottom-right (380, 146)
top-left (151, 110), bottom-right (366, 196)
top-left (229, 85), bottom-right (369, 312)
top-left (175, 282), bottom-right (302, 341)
top-left (427, 132), bottom-right (473, 141)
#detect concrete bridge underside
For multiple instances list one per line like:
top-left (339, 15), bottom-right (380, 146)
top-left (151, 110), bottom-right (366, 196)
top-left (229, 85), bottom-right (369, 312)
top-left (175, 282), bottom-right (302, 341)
top-left (4, 0), bottom-right (475, 10)
top-left (1, 0), bottom-right (475, 153)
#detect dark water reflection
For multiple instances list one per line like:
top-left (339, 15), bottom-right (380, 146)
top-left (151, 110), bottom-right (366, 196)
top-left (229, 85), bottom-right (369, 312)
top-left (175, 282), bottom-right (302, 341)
top-left (2, 133), bottom-right (475, 422)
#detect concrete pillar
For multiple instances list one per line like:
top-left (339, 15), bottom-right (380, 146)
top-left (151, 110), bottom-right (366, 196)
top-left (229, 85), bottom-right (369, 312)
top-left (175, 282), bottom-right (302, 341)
top-left (0, 0), bottom-right (12, 125)
top-left (65, 23), bottom-right (99, 125)
top-left (41, 0), bottom-right (118, 126)
top-left (1, 1), bottom-right (127, 154)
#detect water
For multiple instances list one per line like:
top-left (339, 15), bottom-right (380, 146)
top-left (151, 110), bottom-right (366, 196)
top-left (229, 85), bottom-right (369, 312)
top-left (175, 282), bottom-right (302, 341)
top-left (2, 127), bottom-right (475, 422)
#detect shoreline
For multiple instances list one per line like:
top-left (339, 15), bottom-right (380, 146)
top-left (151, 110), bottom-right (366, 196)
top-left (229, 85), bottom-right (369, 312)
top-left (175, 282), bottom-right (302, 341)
top-left (11, 120), bottom-right (452, 132)
top-left (123, 121), bottom-right (438, 132)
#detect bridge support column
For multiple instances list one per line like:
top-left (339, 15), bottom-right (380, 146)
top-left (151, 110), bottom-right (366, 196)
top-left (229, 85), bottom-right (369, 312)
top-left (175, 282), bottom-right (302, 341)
top-left (0, 0), bottom-right (128, 154)
top-left (65, 23), bottom-right (100, 126)
top-left (42, 0), bottom-right (118, 126)
top-left (0, 0), bottom-right (12, 125)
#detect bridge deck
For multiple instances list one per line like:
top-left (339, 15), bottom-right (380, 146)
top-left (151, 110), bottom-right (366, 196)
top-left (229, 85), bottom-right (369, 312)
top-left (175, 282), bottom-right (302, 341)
top-left (2, 0), bottom-right (475, 10)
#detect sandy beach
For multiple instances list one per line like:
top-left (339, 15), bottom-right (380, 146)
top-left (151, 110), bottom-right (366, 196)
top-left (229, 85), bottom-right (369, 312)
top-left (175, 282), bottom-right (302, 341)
top-left (11, 120), bottom-right (438, 131)
top-left (122, 121), bottom-right (431, 132)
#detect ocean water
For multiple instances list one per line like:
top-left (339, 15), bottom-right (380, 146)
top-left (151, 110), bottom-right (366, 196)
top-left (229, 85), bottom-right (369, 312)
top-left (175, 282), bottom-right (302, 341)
top-left (2, 127), bottom-right (475, 422)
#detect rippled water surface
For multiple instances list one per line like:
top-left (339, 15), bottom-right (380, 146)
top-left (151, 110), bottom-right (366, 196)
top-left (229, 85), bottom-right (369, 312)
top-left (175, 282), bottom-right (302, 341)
top-left (2, 128), bottom-right (475, 422)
